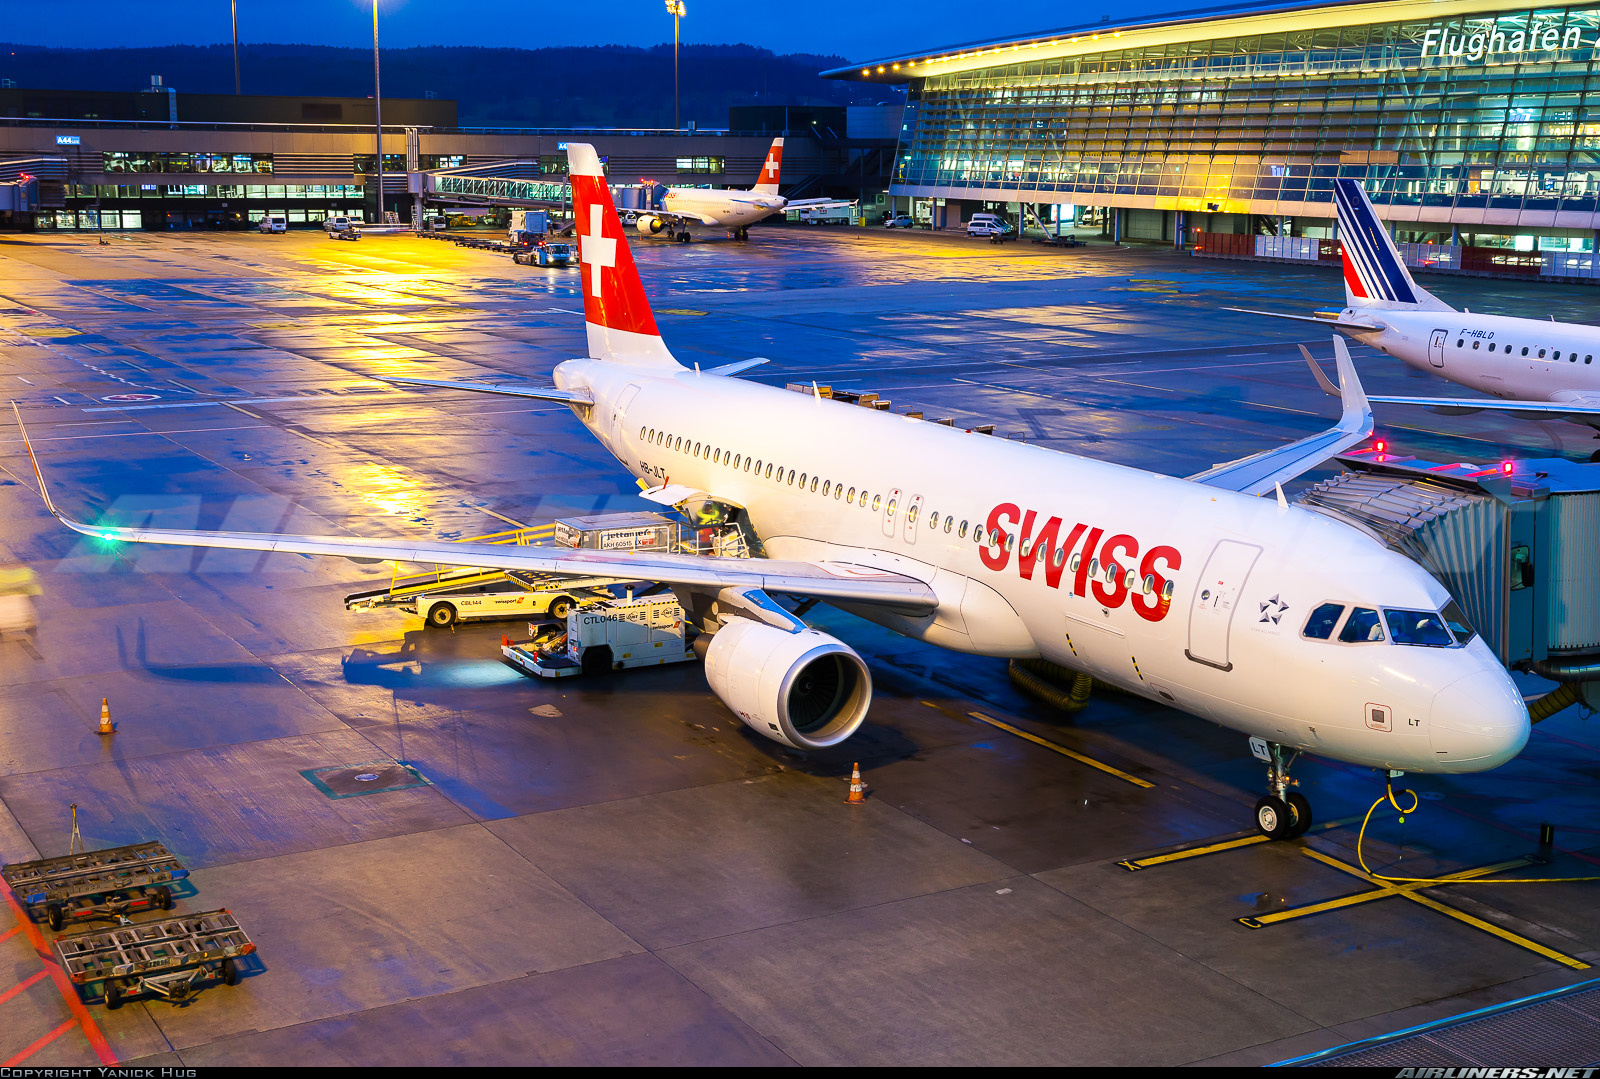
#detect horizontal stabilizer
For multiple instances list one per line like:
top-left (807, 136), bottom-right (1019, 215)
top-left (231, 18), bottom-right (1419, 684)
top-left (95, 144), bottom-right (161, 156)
top-left (1223, 307), bottom-right (1383, 331)
top-left (381, 376), bottom-right (593, 405)
top-left (705, 358), bottom-right (769, 377)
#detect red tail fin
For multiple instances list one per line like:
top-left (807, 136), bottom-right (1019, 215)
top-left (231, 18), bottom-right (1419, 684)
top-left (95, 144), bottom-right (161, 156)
top-left (567, 143), bottom-right (679, 367)
top-left (752, 137), bottom-right (783, 195)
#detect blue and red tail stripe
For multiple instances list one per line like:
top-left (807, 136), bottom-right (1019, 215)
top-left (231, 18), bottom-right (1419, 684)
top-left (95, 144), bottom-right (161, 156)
top-left (1334, 179), bottom-right (1418, 305)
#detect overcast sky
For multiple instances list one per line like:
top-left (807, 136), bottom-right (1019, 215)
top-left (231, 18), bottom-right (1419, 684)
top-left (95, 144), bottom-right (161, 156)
top-left (1, 0), bottom-right (1199, 61)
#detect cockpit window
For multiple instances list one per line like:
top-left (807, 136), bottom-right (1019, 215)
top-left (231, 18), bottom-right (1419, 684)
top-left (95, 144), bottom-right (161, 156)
top-left (1338, 607), bottom-right (1385, 643)
top-left (1302, 603), bottom-right (1344, 640)
top-left (1385, 608), bottom-right (1463, 647)
top-left (1440, 601), bottom-right (1476, 644)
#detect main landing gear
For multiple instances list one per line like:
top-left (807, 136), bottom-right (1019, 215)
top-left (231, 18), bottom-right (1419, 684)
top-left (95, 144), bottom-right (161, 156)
top-left (1250, 737), bottom-right (1312, 839)
top-left (729, 227), bottom-right (750, 241)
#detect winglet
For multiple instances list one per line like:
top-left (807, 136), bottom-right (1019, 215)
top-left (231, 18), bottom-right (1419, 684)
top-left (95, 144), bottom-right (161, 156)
top-left (1298, 344), bottom-right (1341, 398)
top-left (11, 401), bottom-right (87, 535)
top-left (1332, 335), bottom-right (1372, 435)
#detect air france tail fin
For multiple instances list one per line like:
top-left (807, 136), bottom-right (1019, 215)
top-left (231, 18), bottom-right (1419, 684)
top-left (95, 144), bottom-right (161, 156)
top-left (1334, 179), bottom-right (1453, 313)
top-left (567, 142), bottom-right (682, 368)
top-left (752, 137), bottom-right (783, 195)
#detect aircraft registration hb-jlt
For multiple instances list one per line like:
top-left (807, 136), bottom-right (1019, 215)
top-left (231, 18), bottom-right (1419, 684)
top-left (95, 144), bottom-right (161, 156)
top-left (13, 144), bottom-right (1530, 840)
top-left (1232, 179), bottom-right (1600, 457)
top-left (630, 137), bottom-right (852, 241)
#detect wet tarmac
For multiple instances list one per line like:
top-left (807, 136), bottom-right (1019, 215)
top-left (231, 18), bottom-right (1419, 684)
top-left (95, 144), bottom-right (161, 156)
top-left (0, 225), bottom-right (1597, 1066)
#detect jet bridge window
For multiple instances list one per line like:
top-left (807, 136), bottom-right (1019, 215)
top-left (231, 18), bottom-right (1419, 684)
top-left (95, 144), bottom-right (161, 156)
top-left (1302, 602), bottom-right (1345, 640)
top-left (1338, 607), bottom-right (1385, 643)
top-left (1384, 608), bottom-right (1456, 647)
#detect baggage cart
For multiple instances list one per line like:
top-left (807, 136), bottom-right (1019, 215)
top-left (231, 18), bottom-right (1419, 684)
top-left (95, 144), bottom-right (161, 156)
top-left (3, 841), bottom-right (189, 930)
top-left (55, 909), bottom-right (256, 1008)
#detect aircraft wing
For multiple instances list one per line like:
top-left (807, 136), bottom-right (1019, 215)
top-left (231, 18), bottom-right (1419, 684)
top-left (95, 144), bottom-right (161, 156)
top-left (13, 405), bottom-right (935, 614)
top-left (1367, 393), bottom-right (1600, 422)
top-left (1187, 336), bottom-right (1373, 495)
top-left (1222, 307), bottom-right (1384, 332)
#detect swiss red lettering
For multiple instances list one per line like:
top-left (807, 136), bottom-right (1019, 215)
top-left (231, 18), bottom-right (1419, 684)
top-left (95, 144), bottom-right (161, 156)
top-left (1045, 521), bottom-right (1083, 591)
top-left (1071, 527), bottom-right (1104, 597)
top-left (1016, 510), bottom-right (1039, 580)
top-left (1092, 534), bottom-right (1139, 607)
top-left (1132, 545), bottom-right (1182, 622)
top-left (980, 503), bottom-right (1018, 572)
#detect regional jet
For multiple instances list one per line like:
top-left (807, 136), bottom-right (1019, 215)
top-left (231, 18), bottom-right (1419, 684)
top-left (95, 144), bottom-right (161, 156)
top-left (1230, 179), bottom-right (1600, 457)
top-left (629, 136), bottom-right (852, 241)
top-left (14, 144), bottom-right (1530, 840)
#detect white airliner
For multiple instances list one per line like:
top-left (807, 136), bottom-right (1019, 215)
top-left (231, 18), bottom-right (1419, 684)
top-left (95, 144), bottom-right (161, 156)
top-left (1231, 179), bottom-right (1600, 458)
top-left (631, 137), bottom-right (852, 241)
top-left (13, 144), bottom-right (1530, 840)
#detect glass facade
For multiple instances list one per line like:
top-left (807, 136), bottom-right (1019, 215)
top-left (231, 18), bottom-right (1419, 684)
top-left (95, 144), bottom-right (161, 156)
top-left (104, 152), bottom-right (273, 174)
top-left (889, 1), bottom-right (1600, 224)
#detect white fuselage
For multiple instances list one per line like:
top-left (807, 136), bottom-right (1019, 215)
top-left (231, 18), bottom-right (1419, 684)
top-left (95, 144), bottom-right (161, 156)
top-left (556, 358), bottom-right (1529, 775)
top-left (1346, 308), bottom-right (1600, 403)
top-left (661, 187), bottom-right (786, 229)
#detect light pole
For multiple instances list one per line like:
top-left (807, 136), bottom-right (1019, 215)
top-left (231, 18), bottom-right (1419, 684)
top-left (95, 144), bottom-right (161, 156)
top-left (231, 0), bottom-right (241, 94)
top-left (665, 0), bottom-right (686, 130)
top-left (372, 0), bottom-right (384, 223)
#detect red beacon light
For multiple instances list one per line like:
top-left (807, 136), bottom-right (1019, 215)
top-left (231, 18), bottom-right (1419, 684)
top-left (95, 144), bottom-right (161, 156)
top-left (1502, 460), bottom-right (1514, 474)
top-left (1374, 439), bottom-right (1387, 457)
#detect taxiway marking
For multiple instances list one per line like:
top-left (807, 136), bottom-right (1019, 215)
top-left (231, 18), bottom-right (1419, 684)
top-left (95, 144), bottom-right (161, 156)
top-left (967, 711), bottom-right (1154, 788)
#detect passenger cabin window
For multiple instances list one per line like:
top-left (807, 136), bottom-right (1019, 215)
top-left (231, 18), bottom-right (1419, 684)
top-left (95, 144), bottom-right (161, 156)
top-left (1339, 607), bottom-right (1385, 643)
top-left (1384, 609), bottom-right (1454, 647)
top-left (1302, 602), bottom-right (1344, 640)
top-left (1522, 347), bottom-right (1530, 356)
top-left (958, 520), bottom-right (968, 538)
top-left (872, 494), bottom-right (882, 512)
top-left (847, 487), bottom-right (856, 501)
top-left (1472, 341), bottom-right (1480, 349)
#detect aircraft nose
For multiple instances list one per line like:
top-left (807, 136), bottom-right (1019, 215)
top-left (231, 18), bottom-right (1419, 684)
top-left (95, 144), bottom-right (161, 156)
top-left (1429, 667), bottom-right (1529, 770)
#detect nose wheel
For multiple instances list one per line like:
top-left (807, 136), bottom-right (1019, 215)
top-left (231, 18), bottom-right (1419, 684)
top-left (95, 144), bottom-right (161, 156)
top-left (1251, 740), bottom-right (1312, 839)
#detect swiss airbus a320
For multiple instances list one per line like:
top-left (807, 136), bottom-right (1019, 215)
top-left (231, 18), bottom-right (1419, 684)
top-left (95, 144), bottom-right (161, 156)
top-left (14, 144), bottom-right (1529, 839)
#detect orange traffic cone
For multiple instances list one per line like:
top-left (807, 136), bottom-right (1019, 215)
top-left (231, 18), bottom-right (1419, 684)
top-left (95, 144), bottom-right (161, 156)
top-left (97, 698), bottom-right (114, 736)
top-left (845, 763), bottom-right (867, 805)
top-left (501, 635), bottom-right (511, 648)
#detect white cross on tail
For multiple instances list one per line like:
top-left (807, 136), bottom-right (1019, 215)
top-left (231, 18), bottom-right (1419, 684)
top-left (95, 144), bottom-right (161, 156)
top-left (581, 204), bottom-right (616, 300)
top-left (763, 156), bottom-right (779, 180)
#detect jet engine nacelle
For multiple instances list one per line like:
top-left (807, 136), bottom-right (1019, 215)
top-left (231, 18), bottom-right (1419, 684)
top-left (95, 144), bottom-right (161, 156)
top-left (635, 215), bottom-right (666, 234)
top-left (703, 618), bottom-right (871, 750)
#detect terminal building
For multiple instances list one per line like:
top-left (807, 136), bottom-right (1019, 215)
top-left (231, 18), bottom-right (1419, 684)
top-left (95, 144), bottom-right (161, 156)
top-left (0, 86), bottom-right (894, 230)
top-left (828, 0), bottom-right (1600, 254)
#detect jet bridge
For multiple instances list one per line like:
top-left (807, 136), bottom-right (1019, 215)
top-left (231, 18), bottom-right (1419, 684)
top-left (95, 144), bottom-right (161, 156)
top-left (1296, 449), bottom-right (1600, 710)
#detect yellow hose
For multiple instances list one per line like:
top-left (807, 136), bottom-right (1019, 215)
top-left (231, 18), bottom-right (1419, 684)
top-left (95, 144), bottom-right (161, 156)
top-left (1357, 780), bottom-right (1600, 884)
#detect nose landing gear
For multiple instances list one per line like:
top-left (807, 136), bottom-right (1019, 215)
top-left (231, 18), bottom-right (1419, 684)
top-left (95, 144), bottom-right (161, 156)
top-left (1251, 738), bottom-right (1312, 839)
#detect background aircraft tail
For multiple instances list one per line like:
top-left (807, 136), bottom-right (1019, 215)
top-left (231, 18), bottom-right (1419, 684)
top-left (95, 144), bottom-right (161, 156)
top-left (568, 142), bottom-right (682, 368)
top-left (752, 137), bottom-right (783, 195)
top-left (1334, 179), bottom-right (1453, 312)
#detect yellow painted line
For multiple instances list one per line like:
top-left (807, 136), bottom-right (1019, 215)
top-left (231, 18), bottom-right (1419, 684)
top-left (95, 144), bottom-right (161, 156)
top-left (968, 711), bottom-right (1155, 788)
top-left (1121, 834), bottom-right (1267, 870)
top-left (1244, 848), bottom-right (1588, 969)
top-left (222, 402), bottom-right (261, 418)
top-left (1401, 891), bottom-right (1591, 970)
top-left (1120, 816), bottom-right (1362, 872)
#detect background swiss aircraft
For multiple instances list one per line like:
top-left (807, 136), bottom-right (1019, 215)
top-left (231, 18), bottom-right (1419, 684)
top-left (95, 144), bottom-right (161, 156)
top-left (629, 136), bottom-right (854, 241)
top-left (1232, 179), bottom-right (1600, 454)
top-left (16, 144), bottom-right (1530, 840)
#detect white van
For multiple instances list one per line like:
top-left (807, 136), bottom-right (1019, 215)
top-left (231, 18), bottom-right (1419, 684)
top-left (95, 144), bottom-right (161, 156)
top-left (322, 214), bottom-right (352, 233)
top-left (258, 213), bottom-right (287, 234)
top-left (966, 213), bottom-right (1013, 238)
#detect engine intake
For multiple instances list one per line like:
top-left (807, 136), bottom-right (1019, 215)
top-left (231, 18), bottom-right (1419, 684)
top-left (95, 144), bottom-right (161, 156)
top-left (635, 215), bottom-right (665, 234)
top-left (703, 618), bottom-right (872, 749)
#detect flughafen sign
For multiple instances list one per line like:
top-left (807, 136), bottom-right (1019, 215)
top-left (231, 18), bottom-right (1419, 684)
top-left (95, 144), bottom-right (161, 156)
top-left (1421, 17), bottom-right (1588, 61)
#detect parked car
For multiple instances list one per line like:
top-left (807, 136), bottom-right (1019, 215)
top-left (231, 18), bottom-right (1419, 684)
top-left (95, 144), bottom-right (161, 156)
top-left (884, 214), bottom-right (916, 228)
top-left (257, 213), bottom-right (287, 234)
top-left (966, 213), bottom-right (1015, 238)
